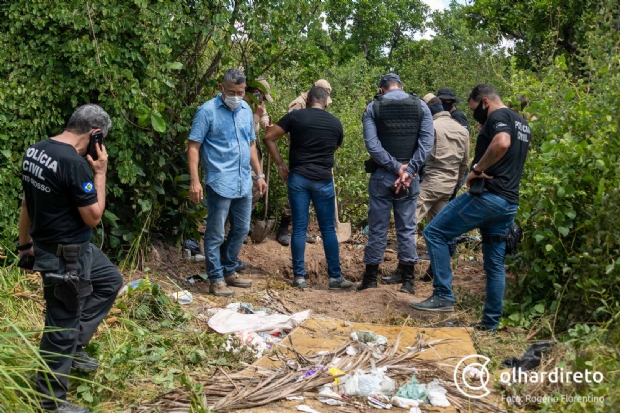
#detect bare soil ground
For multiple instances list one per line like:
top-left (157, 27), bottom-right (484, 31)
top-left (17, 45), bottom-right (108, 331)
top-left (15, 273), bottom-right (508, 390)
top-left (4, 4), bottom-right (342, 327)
top-left (146, 223), bottom-right (498, 330)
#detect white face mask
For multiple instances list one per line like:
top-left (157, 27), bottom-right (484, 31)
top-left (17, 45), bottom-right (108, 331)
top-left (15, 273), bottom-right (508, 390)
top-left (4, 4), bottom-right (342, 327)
top-left (222, 93), bottom-right (244, 109)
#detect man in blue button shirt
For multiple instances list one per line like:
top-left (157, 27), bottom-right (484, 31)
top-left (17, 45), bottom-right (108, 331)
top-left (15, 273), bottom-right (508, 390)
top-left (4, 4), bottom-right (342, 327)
top-left (188, 68), bottom-right (267, 297)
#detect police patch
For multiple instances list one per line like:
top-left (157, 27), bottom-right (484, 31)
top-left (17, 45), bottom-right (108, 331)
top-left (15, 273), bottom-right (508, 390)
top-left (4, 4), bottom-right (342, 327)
top-left (82, 182), bottom-right (94, 193)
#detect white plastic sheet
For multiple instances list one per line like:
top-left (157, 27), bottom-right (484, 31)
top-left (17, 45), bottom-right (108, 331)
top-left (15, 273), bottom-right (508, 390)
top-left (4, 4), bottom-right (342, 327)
top-left (207, 309), bottom-right (311, 334)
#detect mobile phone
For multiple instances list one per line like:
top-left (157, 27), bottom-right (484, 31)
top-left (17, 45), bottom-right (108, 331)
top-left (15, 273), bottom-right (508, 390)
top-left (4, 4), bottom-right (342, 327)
top-left (88, 131), bottom-right (104, 161)
top-left (252, 92), bottom-right (263, 103)
top-left (469, 178), bottom-right (485, 196)
top-left (18, 254), bottom-right (35, 270)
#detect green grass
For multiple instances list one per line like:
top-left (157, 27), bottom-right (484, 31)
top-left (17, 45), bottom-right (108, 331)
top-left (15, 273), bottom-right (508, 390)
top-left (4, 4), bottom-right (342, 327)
top-left (0, 261), bottom-right (249, 412)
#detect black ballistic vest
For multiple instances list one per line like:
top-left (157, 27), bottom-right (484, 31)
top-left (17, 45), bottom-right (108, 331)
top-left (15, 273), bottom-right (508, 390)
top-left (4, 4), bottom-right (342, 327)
top-left (373, 94), bottom-right (422, 161)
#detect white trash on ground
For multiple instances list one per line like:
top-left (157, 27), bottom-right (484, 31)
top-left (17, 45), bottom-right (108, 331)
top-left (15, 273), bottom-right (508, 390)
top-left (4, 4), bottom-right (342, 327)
top-left (208, 308), bottom-right (311, 334)
top-left (168, 290), bottom-right (193, 305)
top-left (343, 366), bottom-right (396, 397)
top-left (426, 379), bottom-right (450, 407)
top-left (317, 386), bottom-right (345, 406)
top-left (296, 405), bottom-right (321, 413)
top-left (391, 396), bottom-right (422, 408)
top-left (118, 278), bottom-right (150, 296)
top-left (350, 330), bottom-right (388, 359)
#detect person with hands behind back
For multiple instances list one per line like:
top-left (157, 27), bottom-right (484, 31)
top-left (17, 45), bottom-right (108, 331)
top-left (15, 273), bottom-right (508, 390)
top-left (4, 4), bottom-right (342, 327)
top-left (18, 104), bottom-right (123, 413)
top-left (411, 84), bottom-right (531, 332)
top-left (263, 85), bottom-right (352, 290)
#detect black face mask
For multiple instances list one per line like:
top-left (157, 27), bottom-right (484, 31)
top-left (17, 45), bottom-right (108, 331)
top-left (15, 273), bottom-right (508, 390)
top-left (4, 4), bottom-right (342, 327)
top-left (442, 102), bottom-right (453, 112)
top-left (430, 104), bottom-right (444, 116)
top-left (473, 99), bottom-right (489, 125)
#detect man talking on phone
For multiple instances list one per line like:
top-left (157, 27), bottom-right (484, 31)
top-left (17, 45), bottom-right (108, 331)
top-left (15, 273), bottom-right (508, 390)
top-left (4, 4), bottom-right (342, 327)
top-left (411, 84), bottom-right (531, 332)
top-left (17, 104), bottom-right (123, 412)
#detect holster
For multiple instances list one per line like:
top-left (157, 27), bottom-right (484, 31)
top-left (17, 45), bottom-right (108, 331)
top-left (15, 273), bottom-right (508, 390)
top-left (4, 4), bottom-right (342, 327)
top-left (364, 158), bottom-right (378, 173)
top-left (49, 245), bottom-right (93, 312)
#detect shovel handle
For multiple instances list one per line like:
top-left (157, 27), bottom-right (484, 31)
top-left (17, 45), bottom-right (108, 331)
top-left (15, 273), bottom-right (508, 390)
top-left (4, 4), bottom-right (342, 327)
top-left (264, 153), bottom-right (271, 220)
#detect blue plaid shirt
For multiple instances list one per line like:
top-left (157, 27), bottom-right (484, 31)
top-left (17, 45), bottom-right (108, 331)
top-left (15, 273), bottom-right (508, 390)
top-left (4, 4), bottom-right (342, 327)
top-left (188, 94), bottom-right (256, 198)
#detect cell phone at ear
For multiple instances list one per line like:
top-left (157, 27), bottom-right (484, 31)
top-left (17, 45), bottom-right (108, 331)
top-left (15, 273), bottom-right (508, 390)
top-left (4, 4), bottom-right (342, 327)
top-left (253, 92), bottom-right (263, 103)
top-left (469, 178), bottom-right (485, 196)
top-left (88, 131), bottom-right (104, 161)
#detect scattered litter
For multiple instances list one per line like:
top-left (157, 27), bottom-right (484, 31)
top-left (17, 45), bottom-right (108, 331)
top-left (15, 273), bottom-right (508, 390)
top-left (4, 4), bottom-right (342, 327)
top-left (208, 309), bottom-right (311, 334)
top-left (426, 379), bottom-right (450, 407)
top-left (318, 386), bottom-right (345, 406)
top-left (168, 290), bottom-right (193, 305)
top-left (224, 331), bottom-right (268, 358)
top-left (183, 239), bottom-right (202, 255)
top-left (119, 278), bottom-right (150, 295)
top-left (343, 365), bottom-right (396, 397)
top-left (346, 345), bottom-right (358, 356)
top-left (363, 225), bottom-right (369, 235)
top-left (463, 365), bottom-right (484, 379)
top-left (409, 407), bottom-right (422, 413)
top-left (286, 396), bottom-right (305, 401)
top-left (185, 274), bottom-right (208, 285)
top-left (501, 341), bottom-right (556, 371)
top-left (394, 375), bottom-right (427, 400)
top-left (445, 322), bottom-right (454, 327)
top-left (316, 351), bottom-right (330, 356)
top-left (189, 254), bottom-right (206, 262)
top-left (351, 330), bottom-right (388, 358)
top-left (296, 405), bottom-right (321, 413)
top-left (355, 244), bottom-right (364, 250)
top-left (328, 367), bottom-right (345, 385)
top-left (391, 396), bottom-right (422, 408)
top-left (368, 396), bottom-right (392, 409)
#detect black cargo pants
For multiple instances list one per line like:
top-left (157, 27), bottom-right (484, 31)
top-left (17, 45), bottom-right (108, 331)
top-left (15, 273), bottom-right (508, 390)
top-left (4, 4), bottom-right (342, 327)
top-left (33, 243), bottom-right (123, 409)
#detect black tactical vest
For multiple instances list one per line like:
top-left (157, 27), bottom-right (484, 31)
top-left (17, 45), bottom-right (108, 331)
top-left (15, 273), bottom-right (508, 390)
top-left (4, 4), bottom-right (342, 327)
top-left (373, 94), bottom-right (422, 161)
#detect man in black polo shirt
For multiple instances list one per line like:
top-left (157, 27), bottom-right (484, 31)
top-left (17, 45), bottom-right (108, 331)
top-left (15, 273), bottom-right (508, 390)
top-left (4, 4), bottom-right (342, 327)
top-left (18, 104), bottom-right (123, 413)
top-left (263, 86), bottom-right (352, 289)
top-left (411, 84), bottom-right (531, 332)
top-left (437, 88), bottom-right (469, 129)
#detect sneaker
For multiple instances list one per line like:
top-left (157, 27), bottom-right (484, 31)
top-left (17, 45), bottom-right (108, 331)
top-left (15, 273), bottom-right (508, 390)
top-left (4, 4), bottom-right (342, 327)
top-left (470, 322), bottom-right (497, 332)
top-left (236, 261), bottom-right (247, 272)
top-left (44, 401), bottom-right (89, 412)
top-left (209, 281), bottom-right (235, 297)
top-left (329, 277), bottom-right (354, 289)
top-left (410, 295), bottom-right (454, 312)
top-left (305, 232), bottom-right (317, 243)
top-left (224, 273), bottom-right (252, 288)
top-left (72, 351), bottom-right (98, 372)
top-left (293, 276), bottom-right (307, 288)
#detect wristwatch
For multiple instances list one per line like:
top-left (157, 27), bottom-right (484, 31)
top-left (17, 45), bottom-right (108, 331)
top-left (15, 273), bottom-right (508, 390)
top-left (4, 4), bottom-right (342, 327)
top-left (472, 164), bottom-right (483, 176)
top-left (255, 174), bottom-right (265, 180)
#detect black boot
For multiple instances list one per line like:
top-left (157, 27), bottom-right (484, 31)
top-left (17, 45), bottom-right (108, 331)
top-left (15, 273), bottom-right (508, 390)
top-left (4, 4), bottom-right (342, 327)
top-left (381, 262), bottom-right (406, 284)
top-left (276, 216), bottom-right (291, 246)
top-left (399, 264), bottom-right (415, 294)
top-left (357, 264), bottom-right (379, 291)
top-left (420, 264), bottom-right (433, 282)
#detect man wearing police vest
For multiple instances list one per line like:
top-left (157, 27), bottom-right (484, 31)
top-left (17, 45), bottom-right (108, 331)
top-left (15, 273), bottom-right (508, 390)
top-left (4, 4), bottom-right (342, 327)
top-left (358, 73), bottom-right (434, 293)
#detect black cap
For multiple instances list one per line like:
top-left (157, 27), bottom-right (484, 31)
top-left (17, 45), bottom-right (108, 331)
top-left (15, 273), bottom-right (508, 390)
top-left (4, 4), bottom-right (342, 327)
top-left (379, 73), bottom-right (402, 88)
top-left (436, 88), bottom-right (460, 102)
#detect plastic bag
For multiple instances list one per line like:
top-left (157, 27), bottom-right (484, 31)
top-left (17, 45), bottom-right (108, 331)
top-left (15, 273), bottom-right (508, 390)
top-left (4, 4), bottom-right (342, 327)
top-left (391, 396), bottom-right (422, 408)
top-left (351, 330), bottom-right (388, 358)
top-left (343, 367), bottom-right (396, 397)
top-left (394, 375), bottom-right (427, 400)
top-left (426, 379), bottom-right (450, 407)
top-left (207, 309), bottom-right (311, 334)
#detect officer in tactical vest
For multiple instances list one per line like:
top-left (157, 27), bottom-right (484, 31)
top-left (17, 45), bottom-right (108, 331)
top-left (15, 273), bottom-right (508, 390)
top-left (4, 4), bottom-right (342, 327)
top-left (358, 74), bottom-right (434, 293)
top-left (17, 104), bottom-right (123, 413)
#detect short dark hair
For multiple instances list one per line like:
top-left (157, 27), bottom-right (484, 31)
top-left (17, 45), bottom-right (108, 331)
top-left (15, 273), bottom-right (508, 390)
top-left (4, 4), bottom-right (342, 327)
top-left (65, 104), bottom-right (112, 136)
top-left (307, 85), bottom-right (329, 106)
top-left (222, 68), bottom-right (246, 86)
top-left (427, 97), bottom-right (443, 107)
top-left (468, 84), bottom-right (500, 103)
top-left (382, 80), bottom-right (401, 89)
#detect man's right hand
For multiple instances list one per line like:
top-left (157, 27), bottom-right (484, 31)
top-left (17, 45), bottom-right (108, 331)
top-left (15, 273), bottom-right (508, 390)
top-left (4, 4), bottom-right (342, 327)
top-left (86, 143), bottom-right (108, 175)
top-left (397, 163), bottom-right (408, 176)
top-left (278, 163), bottom-right (289, 182)
top-left (190, 180), bottom-right (203, 204)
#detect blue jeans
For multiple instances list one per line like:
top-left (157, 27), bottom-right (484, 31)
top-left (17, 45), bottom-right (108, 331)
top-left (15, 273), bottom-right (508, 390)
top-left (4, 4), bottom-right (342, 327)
top-left (287, 173), bottom-right (341, 279)
top-left (204, 185), bottom-right (252, 282)
top-left (364, 169), bottom-right (420, 265)
top-left (423, 191), bottom-right (518, 329)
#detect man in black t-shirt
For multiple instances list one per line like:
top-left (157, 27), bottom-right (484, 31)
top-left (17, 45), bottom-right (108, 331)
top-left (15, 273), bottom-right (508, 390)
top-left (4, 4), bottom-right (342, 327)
top-left (17, 104), bottom-right (123, 413)
top-left (437, 88), bottom-right (469, 129)
top-left (412, 85), bottom-right (531, 332)
top-left (264, 86), bottom-right (352, 289)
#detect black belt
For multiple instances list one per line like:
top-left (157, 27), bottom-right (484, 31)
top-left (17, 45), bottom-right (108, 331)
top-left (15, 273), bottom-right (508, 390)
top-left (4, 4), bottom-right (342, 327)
top-left (35, 241), bottom-right (90, 257)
